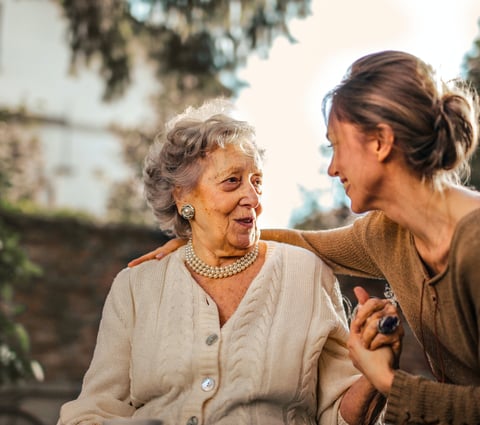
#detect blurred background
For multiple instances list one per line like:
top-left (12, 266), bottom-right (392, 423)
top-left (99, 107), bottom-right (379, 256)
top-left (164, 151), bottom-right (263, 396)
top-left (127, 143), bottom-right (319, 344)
top-left (1, 0), bottom-right (480, 423)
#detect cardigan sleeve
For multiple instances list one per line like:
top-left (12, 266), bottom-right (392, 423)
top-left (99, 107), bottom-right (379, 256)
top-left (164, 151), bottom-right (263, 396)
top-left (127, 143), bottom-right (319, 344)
top-left (58, 268), bottom-right (136, 425)
top-left (314, 265), bottom-right (363, 424)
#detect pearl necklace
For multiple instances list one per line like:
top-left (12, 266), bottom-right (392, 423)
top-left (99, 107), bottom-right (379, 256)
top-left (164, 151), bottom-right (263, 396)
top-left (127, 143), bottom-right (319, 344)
top-left (185, 239), bottom-right (259, 279)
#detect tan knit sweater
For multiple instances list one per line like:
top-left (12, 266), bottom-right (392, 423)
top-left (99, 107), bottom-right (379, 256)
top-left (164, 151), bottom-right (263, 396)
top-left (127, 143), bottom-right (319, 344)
top-left (265, 209), bottom-right (480, 424)
top-left (58, 242), bottom-right (360, 425)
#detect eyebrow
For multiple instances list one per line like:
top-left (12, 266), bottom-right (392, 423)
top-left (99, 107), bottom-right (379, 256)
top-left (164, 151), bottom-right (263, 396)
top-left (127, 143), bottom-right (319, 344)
top-left (217, 166), bottom-right (241, 177)
top-left (216, 166), bottom-right (263, 179)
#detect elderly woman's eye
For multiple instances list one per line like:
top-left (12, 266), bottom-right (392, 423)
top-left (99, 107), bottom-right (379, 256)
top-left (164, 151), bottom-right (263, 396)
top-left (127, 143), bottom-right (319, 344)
top-left (253, 177), bottom-right (263, 191)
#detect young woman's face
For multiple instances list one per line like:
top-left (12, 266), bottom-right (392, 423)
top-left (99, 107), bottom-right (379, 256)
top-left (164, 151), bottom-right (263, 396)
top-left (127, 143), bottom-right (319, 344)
top-left (326, 116), bottom-right (384, 213)
top-left (185, 143), bottom-right (263, 256)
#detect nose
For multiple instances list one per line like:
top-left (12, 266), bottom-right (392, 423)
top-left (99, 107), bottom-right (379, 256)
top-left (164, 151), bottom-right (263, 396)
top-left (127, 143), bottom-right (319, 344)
top-left (327, 156), bottom-right (337, 177)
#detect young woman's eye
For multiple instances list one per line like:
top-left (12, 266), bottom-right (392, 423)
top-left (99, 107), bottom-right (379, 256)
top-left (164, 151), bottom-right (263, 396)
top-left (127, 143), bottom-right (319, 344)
top-left (320, 143), bottom-right (333, 156)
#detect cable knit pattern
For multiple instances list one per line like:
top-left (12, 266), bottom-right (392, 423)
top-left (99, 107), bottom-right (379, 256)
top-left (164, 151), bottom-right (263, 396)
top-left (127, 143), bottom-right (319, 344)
top-left (58, 241), bottom-right (360, 425)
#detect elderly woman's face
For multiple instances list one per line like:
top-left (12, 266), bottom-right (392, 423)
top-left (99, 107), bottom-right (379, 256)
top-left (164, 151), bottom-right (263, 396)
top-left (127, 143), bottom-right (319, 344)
top-left (186, 142), bottom-right (263, 255)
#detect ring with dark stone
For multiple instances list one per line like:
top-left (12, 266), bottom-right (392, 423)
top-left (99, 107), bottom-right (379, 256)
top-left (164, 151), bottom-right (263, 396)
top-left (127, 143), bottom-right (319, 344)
top-left (377, 316), bottom-right (400, 334)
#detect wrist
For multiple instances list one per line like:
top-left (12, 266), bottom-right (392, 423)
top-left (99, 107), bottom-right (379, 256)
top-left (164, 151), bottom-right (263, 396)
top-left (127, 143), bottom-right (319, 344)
top-left (376, 369), bottom-right (394, 396)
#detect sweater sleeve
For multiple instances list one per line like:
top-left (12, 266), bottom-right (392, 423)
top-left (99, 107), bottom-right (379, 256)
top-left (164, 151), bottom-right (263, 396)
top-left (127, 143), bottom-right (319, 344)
top-left (261, 212), bottom-right (386, 279)
top-left (58, 268), bottom-right (136, 425)
top-left (385, 370), bottom-right (480, 424)
top-left (385, 216), bottom-right (480, 424)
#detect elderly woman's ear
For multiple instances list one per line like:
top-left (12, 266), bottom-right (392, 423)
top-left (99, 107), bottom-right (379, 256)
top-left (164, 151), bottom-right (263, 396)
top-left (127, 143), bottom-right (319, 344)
top-left (173, 188), bottom-right (195, 221)
top-left (173, 187), bottom-right (186, 212)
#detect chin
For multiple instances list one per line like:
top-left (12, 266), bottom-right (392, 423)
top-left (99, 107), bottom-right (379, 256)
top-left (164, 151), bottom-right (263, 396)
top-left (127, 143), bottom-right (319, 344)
top-left (349, 203), bottom-right (366, 214)
top-left (237, 232), bottom-right (258, 249)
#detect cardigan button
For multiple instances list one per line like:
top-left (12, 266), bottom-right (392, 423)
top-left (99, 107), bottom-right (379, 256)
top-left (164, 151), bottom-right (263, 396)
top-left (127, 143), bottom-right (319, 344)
top-left (186, 416), bottom-right (198, 425)
top-left (205, 333), bottom-right (218, 345)
top-left (201, 377), bottom-right (215, 391)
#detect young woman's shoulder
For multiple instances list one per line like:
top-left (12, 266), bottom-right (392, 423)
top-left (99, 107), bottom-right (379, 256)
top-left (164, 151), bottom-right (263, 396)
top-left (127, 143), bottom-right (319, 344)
top-left (450, 207), bottom-right (480, 285)
top-left (453, 207), bottom-right (480, 246)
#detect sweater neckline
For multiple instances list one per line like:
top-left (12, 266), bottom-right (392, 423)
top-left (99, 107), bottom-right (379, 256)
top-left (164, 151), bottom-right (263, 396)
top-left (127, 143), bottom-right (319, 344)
top-left (178, 241), bottom-right (278, 330)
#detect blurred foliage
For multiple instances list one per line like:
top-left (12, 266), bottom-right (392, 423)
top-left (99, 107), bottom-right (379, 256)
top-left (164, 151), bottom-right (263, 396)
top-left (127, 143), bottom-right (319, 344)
top-left (0, 227), bottom-right (43, 385)
top-left (0, 110), bottom-right (47, 205)
top-left (58, 0), bottom-right (311, 224)
top-left (292, 204), bottom-right (354, 230)
top-left (106, 126), bottom-right (155, 225)
top-left (59, 0), bottom-right (311, 100)
top-left (0, 110), bottom-right (44, 385)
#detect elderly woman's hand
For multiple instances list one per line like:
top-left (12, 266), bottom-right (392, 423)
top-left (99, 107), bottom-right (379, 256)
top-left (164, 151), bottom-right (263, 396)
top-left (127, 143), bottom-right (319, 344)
top-left (128, 238), bottom-right (186, 267)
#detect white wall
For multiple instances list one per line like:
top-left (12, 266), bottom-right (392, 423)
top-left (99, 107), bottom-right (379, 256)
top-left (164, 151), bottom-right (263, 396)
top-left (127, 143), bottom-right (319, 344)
top-left (0, 0), bottom-right (158, 217)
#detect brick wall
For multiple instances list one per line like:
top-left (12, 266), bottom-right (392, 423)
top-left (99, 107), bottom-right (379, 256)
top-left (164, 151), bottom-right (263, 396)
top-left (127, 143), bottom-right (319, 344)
top-left (2, 211), bottom-right (170, 383)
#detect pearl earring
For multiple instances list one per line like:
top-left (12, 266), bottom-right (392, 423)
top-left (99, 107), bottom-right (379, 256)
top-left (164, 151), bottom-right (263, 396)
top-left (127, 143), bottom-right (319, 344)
top-left (180, 204), bottom-right (195, 220)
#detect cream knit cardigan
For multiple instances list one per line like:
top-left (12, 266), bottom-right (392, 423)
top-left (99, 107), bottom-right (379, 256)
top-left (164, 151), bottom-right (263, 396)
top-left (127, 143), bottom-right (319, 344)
top-left (58, 242), bottom-right (360, 425)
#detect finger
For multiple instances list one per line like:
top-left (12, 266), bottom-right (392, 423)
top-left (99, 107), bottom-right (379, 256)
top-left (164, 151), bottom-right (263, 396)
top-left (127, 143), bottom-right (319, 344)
top-left (128, 249), bottom-right (163, 267)
top-left (352, 298), bottom-right (391, 331)
top-left (353, 286), bottom-right (370, 304)
top-left (358, 310), bottom-right (387, 347)
top-left (369, 328), bottom-right (403, 351)
top-left (128, 239), bottom-right (187, 267)
top-left (350, 286), bottom-right (375, 333)
top-left (382, 301), bottom-right (398, 316)
top-left (156, 238), bottom-right (187, 258)
top-left (356, 303), bottom-right (399, 346)
top-left (366, 311), bottom-right (404, 350)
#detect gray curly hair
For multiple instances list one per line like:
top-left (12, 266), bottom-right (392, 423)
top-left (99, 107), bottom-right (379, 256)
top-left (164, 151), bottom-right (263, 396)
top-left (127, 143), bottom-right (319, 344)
top-left (143, 99), bottom-right (265, 238)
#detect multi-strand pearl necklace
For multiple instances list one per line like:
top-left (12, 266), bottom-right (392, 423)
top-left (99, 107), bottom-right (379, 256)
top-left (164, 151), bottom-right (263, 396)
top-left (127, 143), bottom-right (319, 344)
top-left (185, 239), bottom-right (259, 279)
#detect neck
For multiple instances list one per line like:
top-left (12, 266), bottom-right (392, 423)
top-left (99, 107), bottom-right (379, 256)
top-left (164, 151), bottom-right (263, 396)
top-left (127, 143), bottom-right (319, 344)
top-left (375, 176), bottom-right (446, 236)
top-left (380, 183), bottom-right (480, 274)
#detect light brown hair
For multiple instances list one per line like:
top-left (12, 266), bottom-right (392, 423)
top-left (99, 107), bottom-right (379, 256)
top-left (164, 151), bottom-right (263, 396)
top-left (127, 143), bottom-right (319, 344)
top-left (322, 50), bottom-right (480, 187)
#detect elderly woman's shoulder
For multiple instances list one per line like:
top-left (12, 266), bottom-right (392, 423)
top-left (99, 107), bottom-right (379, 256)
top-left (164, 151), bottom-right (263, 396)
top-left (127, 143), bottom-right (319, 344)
top-left (266, 240), bottom-right (325, 262)
top-left (130, 251), bottom-right (180, 273)
top-left (115, 251), bottom-right (182, 285)
top-left (265, 241), bottom-right (335, 286)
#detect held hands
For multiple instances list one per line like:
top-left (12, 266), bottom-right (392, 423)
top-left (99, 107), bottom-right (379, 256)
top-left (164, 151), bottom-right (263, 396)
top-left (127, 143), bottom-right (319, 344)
top-left (128, 238), bottom-right (186, 267)
top-left (348, 286), bottom-right (404, 396)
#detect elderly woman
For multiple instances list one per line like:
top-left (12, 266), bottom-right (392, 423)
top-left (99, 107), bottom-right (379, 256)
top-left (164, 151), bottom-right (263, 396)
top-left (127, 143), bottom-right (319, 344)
top-left (58, 100), bottom-right (393, 425)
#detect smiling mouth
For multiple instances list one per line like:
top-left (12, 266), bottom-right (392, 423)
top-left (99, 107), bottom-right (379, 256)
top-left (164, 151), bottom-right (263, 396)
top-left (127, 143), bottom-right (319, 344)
top-left (236, 217), bottom-right (255, 225)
